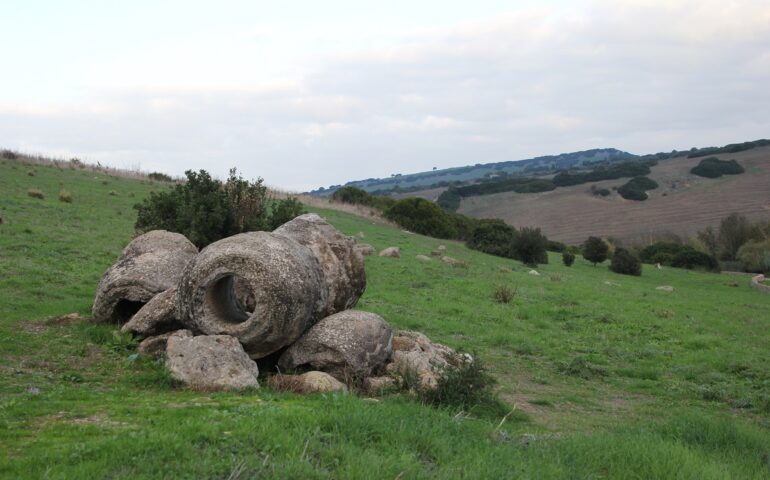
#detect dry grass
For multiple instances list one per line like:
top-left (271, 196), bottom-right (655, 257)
top-left (271, 189), bottom-right (396, 226)
top-left (58, 189), bottom-right (73, 203)
top-left (27, 188), bottom-right (44, 199)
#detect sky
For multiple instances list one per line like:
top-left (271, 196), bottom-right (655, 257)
top-left (1, 0), bottom-right (769, 191)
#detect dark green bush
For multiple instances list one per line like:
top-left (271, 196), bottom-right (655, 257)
top-left (691, 157), bottom-right (745, 178)
top-left (546, 240), bottom-right (567, 252)
top-left (134, 168), bottom-right (297, 248)
top-left (562, 251), bottom-right (575, 267)
top-left (513, 227), bottom-right (548, 266)
top-left (670, 249), bottom-right (719, 271)
top-left (437, 187), bottom-right (462, 212)
top-left (384, 198), bottom-right (457, 239)
top-left (617, 176), bottom-right (658, 201)
top-left (330, 186), bottom-right (370, 205)
top-left (737, 239), bottom-right (770, 274)
top-left (147, 172), bottom-right (173, 182)
top-left (466, 221), bottom-right (517, 258)
top-left (417, 354), bottom-right (504, 414)
top-left (639, 242), bottom-right (686, 264)
top-left (553, 161), bottom-right (653, 187)
top-left (582, 236), bottom-right (609, 265)
top-left (269, 197), bottom-right (305, 230)
top-left (610, 248), bottom-right (642, 276)
top-left (446, 212), bottom-right (480, 241)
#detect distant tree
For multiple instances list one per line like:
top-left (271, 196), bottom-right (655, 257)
top-left (609, 248), bottom-right (642, 276)
top-left (384, 197), bottom-right (457, 239)
top-left (582, 236), bottom-right (609, 266)
top-left (562, 251), bottom-right (575, 267)
top-left (513, 227), bottom-right (549, 266)
top-left (718, 213), bottom-right (758, 260)
top-left (696, 226), bottom-right (719, 258)
top-left (466, 221), bottom-right (517, 258)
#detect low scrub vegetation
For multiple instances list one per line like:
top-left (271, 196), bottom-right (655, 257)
top-left (562, 251), bottom-right (575, 266)
top-left (330, 185), bottom-right (396, 210)
top-left (27, 188), bottom-right (44, 199)
top-left (466, 222), bottom-right (549, 266)
top-left (492, 284), bottom-right (516, 303)
top-left (553, 161), bottom-right (654, 187)
top-left (617, 176), bottom-right (658, 201)
top-left (384, 197), bottom-right (458, 239)
top-left (134, 168), bottom-right (304, 248)
top-left (609, 248), bottom-right (642, 276)
top-left (690, 157), bottom-right (745, 178)
top-left (737, 239), bottom-right (770, 274)
top-left (58, 189), bottom-right (73, 203)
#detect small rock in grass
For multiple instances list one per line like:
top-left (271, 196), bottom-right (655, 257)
top-left (137, 329), bottom-right (192, 358)
top-left (415, 255), bottom-right (431, 261)
top-left (441, 256), bottom-right (466, 267)
top-left (268, 371), bottom-right (347, 394)
top-left (363, 376), bottom-right (396, 396)
top-left (379, 247), bottom-right (401, 258)
top-left (528, 270), bottom-right (540, 276)
top-left (656, 285), bottom-right (675, 292)
top-left (355, 243), bottom-right (375, 256)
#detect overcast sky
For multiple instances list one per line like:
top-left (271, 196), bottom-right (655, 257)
top-left (1, 0), bottom-right (768, 191)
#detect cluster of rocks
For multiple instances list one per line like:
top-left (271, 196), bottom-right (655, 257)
top-left (355, 242), bottom-right (466, 267)
top-left (92, 214), bottom-right (462, 393)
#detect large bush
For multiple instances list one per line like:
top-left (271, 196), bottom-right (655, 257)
top-left (134, 168), bottom-right (302, 248)
top-left (639, 241), bottom-right (718, 271)
top-left (639, 242), bottom-right (687, 264)
top-left (437, 187), bottom-right (462, 212)
top-left (466, 221), bottom-right (516, 258)
top-left (330, 185), bottom-right (395, 210)
top-left (717, 213), bottom-right (762, 261)
top-left (610, 248), bottom-right (642, 276)
top-left (384, 198), bottom-right (457, 239)
top-left (582, 236), bottom-right (609, 265)
top-left (670, 249), bottom-right (719, 271)
top-left (617, 176), bottom-right (658, 201)
top-left (513, 227), bottom-right (548, 266)
top-left (562, 251), bottom-right (575, 267)
top-left (737, 239), bottom-right (770, 274)
top-left (691, 157), bottom-right (744, 178)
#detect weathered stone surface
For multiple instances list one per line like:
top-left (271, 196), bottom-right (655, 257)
top-left (386, 330), bottom-right (459, 389)
top-left (166, 333), bottom-right (259, 390)
top-left (656, 285), bottom-right (675, 292)
top-left (415, 255), bottom-right (431, 262)
top-left (121, 287), bottom-right (182, 338)
top-left (278, 310), bottom-right (393, 381)
top-left (176, 231), bottom-right (326, 359)
top-left (137, 329), bottom-right (191, 358)
top-left (355, 244), bottom-right (375, 256)
top-left (363, 376), bottom-right (396, 395)
top-left (379, 247), bottom-right (401, 258)
top-left (441, 256), bottom-right (466, 267)
top-left (274, 213), bottom-right (366, 316)
top-left (92, 230), bottom-right (197, 324)
top-left (268, 371), bottom-right (347, 394)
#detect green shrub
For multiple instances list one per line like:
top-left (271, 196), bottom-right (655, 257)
top-left (269, 197), bottom-right (305, 230)
top-left (582, 236), bottom-right (608, 265)
top-left (446, 212), bottom-right (480, 241)
top-left (493, 284), bottom-right (516, 303)
top-left (147, 172), bottom-right (174, 182)
top-left (617, 176), bottom-right (658, 201)
top-left (546, 240), bottom-right (567, 252)
top-left (736, 239), bottom-right (770, 274)
top-left (437, 187), bottom-right (462, 212)
top-left (513, 227), bottom-right (548, 266)
top-left (417, 354), bottom-right (504, 414)
top-left (610, 248), bottom-right (642, 276)
top-left (670, 249), bottom-right (719, 271)
top-left (562, 251), bottom-right (575, 267)
top-left (134, 168), bottom-right (292, 248)
top-left (466, 221), bottom-right (516, 258)
top-left (639, 242), bottom-right (686, 264)
top-left (384, 197), bottom-right (457, 239)
top-left (691, 157), bottom-right (744, 178)
top-left (330, 186), bottom-right (370, 205)
top-left (553, 161), bottom-right (653, 187)
top-left (27, 189), bottom-right (44, 199)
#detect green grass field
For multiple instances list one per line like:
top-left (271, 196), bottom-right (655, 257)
top-left (1, 159), bottom-right (769, 479)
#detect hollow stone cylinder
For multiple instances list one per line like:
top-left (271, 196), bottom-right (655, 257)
top-left (175, 231), bottom-right (326, 358)
top-left (273, 213), bottom-right (366, 316)
top-left (92, 230), bottom-right (198, 324)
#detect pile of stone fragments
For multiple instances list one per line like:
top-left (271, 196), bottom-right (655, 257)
top-left (92, 214), bottom-right (464, 394)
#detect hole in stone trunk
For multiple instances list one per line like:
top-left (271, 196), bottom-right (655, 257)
top-left (113, 299), bottom-right (146, 324)
top-left (205, 274), bottom-right (255, 324)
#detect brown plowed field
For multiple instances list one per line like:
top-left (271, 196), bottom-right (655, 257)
top-left (457, 146), bottom-right (770, 245)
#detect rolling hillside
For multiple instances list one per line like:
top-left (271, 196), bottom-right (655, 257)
top-left (457, 146), bottom-right (770, 244)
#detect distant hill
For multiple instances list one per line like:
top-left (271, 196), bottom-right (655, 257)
top-left (309, 148), bottom-right (637, 195)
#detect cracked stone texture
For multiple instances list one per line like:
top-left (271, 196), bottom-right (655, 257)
top-left (121, 287), bottom-right (183, 338)
top-left (165, 333), bottom-right (259, 390)
top-left (274, 213), bottom-right (366, 316)
top-left (92, 230), bottom-right (198, 324)
top-left (176, 231), bottom-right (326, 359)
top-left (278, 310), bottom-right (393, 381)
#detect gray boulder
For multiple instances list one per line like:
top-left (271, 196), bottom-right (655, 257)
top-left (279, 310), bottom-right (393, 381)
top-left (165, 333), bottom-right (259, 390)
top-left (92, 230), bottom-right (197, 324)
top-left (121, 287), bottom-right (182, 338)
top-left (386, 330), bottom-right (461, 389)
top-left (415, 255), bottom-right (431, 262)
top-left (176, 231), bottom-right (326, 359)
top-left (274, 213), bottom-right (366, 316)
top-left (355, 244), bottom-right (375, 256)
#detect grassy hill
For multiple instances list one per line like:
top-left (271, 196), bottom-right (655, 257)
top-left (1, 158), bottom-right (770, 479)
